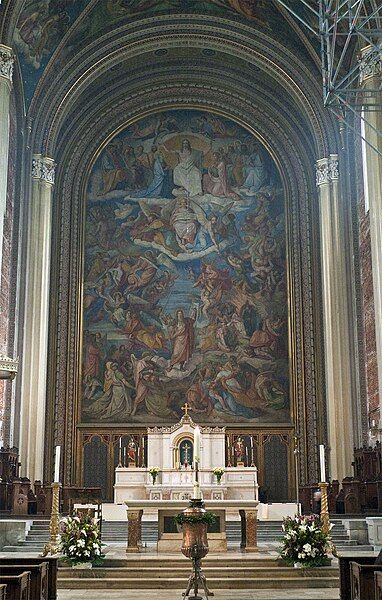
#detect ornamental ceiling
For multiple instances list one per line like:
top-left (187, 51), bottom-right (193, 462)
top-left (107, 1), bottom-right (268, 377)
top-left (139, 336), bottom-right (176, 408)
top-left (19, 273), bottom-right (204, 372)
top-left (1, 0), bottom-right (320, 108)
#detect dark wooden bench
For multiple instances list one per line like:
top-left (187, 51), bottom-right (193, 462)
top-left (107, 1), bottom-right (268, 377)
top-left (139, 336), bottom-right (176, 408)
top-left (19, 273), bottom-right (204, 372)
top-left (0, 557), bottom-right (57, 600)
top-left (0, 563), bottom-right (48, 600)
top-left (0, 572), bottom-right (30, 600)
top-left (338, 554), bottom-right (377, 600)
top-left (375, 571), bottom-right (382, 600)
top-left (0, 585), bottom-right (7, 600)
top-left (350, 562), bottom-right (382, 600)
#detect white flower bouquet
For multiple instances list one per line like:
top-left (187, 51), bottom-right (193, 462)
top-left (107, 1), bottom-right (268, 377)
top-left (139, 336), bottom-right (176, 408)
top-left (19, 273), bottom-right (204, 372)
top-left (59, 514), bottom-right (103, 565)
top-left (280, 514), bottom-right (334, 568)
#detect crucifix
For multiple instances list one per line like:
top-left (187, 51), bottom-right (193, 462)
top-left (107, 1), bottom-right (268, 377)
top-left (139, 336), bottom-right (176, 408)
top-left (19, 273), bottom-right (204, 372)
top-left (183, 442), bottom-right (191, 465)
top-left (182, 402), bottom-right (192, 417)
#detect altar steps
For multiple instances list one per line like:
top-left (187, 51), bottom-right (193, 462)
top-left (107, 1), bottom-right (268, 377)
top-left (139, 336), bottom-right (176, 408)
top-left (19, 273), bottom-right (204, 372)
top-left (100, 519), bottom-right (373, 551)
top-left (57, 557), bottom-right (340, 590)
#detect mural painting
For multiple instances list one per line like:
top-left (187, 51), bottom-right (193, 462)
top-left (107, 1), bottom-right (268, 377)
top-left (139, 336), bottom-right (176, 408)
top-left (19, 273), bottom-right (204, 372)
top-left (82, 109), bottom-right (289, 424)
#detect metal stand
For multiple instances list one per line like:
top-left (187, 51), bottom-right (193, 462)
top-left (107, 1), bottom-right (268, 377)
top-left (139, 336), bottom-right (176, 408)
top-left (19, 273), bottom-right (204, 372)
top-left (42, 482), bottom-right (61, 556)
top-left (183, 554), bottom-right (214, 599)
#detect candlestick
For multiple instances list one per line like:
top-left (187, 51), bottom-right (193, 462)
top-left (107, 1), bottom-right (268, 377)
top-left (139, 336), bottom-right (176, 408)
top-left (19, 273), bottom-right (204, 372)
top-left (319, 482), bottom-right (330, 535)
top-left (53, 446), bottom-right (60, 483)
top-left (42, 482), bottom-right (61, 556)
top-left (137, 445), bottom-right (140, 467)
top-left (245, 447), bottom-right (249, 466)
top-left (194, 426), bottom-right (201, 462)
top-left (319, 444), bottom-right (326, 482)
top-left (123, 447), bottom-right (126, 468)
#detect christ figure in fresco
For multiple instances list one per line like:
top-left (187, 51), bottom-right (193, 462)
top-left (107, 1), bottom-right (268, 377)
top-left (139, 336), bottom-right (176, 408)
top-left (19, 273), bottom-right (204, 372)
top-left (169, 308), bottom-right (196, 370)
top-left (162, 139), bottom-right (203, 197)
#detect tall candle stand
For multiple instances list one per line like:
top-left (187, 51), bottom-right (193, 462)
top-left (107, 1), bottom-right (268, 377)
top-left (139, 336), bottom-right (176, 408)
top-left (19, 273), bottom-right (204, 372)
top-left (250, 437), bottom-right (255, 467)
top-left (42, 482), bottom-right (61, 556)
top-left (319, 482), bottom-right (330, 535)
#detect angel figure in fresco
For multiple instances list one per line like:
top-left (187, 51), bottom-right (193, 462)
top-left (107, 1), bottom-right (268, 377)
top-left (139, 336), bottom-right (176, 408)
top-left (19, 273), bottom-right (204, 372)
top-left (193, 263), bottom-right (230, 318)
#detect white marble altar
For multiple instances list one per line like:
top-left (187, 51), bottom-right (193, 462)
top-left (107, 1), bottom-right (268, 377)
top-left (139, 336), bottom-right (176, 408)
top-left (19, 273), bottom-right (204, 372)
top-left (114, 412), bottom-right (259, 503)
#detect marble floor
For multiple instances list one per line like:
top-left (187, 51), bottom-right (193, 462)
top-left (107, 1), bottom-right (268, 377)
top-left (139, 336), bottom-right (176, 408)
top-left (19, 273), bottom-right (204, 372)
top-left (58, 590), bottom-right (340, 599)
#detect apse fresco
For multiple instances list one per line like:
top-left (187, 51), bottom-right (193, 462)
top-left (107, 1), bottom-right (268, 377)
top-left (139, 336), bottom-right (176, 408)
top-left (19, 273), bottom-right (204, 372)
top-left (82, 110), bottom-right (289, 425)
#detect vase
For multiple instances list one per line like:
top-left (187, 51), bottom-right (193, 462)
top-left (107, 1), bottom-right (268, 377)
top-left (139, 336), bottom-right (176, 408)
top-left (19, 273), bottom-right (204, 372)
top-left (151, 475), bottom-right (157, 485)
top-left (181, 505), bottom-right (209, 560)
top-left (72, 561), bottom-right (93, 569)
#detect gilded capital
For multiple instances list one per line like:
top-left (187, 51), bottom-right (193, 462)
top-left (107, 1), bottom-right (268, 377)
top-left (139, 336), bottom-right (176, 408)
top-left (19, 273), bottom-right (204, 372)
top-left (316, 155), bottom-right (339, 187)
top-left (359, 44), bottom-right (382, 85)
top-left (0, 45), bottom-right (14, 83)
top-left (32, 154), bottom-right (56, 185)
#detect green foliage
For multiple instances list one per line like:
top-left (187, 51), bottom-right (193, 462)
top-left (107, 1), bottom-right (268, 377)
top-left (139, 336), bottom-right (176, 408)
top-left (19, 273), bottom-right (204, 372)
top-left (173, 511), bottom-right (217, 526)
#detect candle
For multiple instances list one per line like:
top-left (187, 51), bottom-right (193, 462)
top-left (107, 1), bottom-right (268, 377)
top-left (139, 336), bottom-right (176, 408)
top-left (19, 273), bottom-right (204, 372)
top-left (54, 446), bottom-right (61, 483)
top-left (227, 437), bottom-right (230, 448)
top-left (254, 466), bottom-right (258, 486)
top-left (119, 437), bottom-right (122, 450)
top-left (194, 426), bottom-right (201, 463)
top-left (319, 444), bottom-right (326, 482)
top-left (123, 447), bottom-right (126, 467)
top-left (193, 483), bottom-right (201, 499)
top-left (250, 436), bottom-right (254, 449)
top-left (245, 447), bottom-right (249, 464)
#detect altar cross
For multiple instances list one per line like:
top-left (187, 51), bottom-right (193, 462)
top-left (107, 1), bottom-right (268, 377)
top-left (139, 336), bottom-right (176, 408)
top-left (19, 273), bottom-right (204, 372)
top-left (181, 402), bottom-right (192, 417)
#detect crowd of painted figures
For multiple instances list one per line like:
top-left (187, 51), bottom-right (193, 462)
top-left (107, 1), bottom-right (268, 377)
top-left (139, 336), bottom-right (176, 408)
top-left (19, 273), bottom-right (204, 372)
top-left (83, 110), bottom-right (289, 425)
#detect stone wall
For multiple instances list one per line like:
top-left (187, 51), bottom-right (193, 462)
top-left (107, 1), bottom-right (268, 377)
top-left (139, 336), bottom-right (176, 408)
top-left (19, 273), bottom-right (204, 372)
top-left (0, 92), bottom-right (17, 444)
top-left (358, 150), bottom-right (379, 427)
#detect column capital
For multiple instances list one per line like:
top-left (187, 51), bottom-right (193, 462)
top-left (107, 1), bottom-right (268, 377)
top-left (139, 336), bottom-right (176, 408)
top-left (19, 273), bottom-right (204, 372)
top-left (316, 155), bottom-right (339, 187)
top-left (32, 154), bottom-right (56, 186)
top-left (359, 44), bottom-right (382, 85)
top-left (0, 45), bottom-right (14, 83)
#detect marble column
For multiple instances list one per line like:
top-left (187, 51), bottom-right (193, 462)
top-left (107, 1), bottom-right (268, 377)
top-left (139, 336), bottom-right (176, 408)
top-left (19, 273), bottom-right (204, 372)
top-left (126, 509), bottom-right (143, 552)
top-left (359, 45), bottom-right (382, 428)
top-left (316, 155), bottom-right (354, 482)
top-left (0, 45), bottom-right (14, 283)
top-left (19, 155), bottom-right (55, 482)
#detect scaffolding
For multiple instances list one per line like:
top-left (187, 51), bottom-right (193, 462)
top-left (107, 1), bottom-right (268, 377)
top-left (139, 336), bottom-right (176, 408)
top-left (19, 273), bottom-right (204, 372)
top-left (274, 0), bottom-right (382, 154)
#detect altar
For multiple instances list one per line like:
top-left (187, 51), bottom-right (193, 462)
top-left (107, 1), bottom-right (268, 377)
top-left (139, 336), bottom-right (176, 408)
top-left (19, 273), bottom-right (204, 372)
top-left (114, 408), bottom-right (259, 503)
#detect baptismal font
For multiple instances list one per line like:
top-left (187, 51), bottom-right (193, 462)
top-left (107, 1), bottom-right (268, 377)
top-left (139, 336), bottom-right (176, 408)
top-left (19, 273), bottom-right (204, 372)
top-left (178, 425), bottom-right (214, 600)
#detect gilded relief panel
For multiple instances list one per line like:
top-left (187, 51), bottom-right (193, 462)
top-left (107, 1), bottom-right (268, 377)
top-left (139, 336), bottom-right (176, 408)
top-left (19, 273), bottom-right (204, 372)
top-left (82, 109), bottom-right (289, 425)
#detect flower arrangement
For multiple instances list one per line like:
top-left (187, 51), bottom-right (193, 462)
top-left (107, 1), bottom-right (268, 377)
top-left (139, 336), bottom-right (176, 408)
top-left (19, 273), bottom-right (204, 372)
top-left (280, 514), bottom-right (335, 568)
top-left (174, 511), bottom-right (217, 526)
top-left (59, 514), bottom-right (103, 565)
top-left (212, 467), bottom-right (225, 483)
top-left (149, 467), bottom-right (160, 484)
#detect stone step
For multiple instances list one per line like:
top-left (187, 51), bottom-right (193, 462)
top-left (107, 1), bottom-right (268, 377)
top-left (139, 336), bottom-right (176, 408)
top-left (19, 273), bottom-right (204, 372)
top-left (57, 575), bottom-right (339, 590)
top-left (58, 566), bottom-right (338, 579)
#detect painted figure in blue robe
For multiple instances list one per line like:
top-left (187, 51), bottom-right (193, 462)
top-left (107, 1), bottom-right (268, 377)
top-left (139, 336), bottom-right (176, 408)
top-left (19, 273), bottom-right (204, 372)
top-left (139, 151), bottom-right (173, 198)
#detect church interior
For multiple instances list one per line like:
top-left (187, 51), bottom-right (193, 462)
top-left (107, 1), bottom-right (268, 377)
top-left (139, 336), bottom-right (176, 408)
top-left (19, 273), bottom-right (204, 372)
top-left (1, 0), bottom-right (382, 598)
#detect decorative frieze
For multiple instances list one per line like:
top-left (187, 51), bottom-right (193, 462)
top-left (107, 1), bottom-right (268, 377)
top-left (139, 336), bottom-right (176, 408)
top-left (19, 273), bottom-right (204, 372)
top-left (359, 44), bottom-right (382, 85)
top-left (0, 45), bottom-right (14, 83)
top-left (32, 155), bottom-right (56, 185)
top-left (316, 155), bottom-right (339, 187)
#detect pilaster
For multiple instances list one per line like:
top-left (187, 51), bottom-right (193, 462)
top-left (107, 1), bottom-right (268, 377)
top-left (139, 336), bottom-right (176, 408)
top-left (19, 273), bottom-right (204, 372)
top-left (19, 155), bottom-right (55, 482)
top-left (316, 155), bottom-right (354, 481)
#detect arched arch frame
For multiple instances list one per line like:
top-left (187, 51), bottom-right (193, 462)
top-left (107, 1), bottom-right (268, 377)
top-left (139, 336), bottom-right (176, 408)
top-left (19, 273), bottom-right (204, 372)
top-left (26, 15), bottom-right (340, 488)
